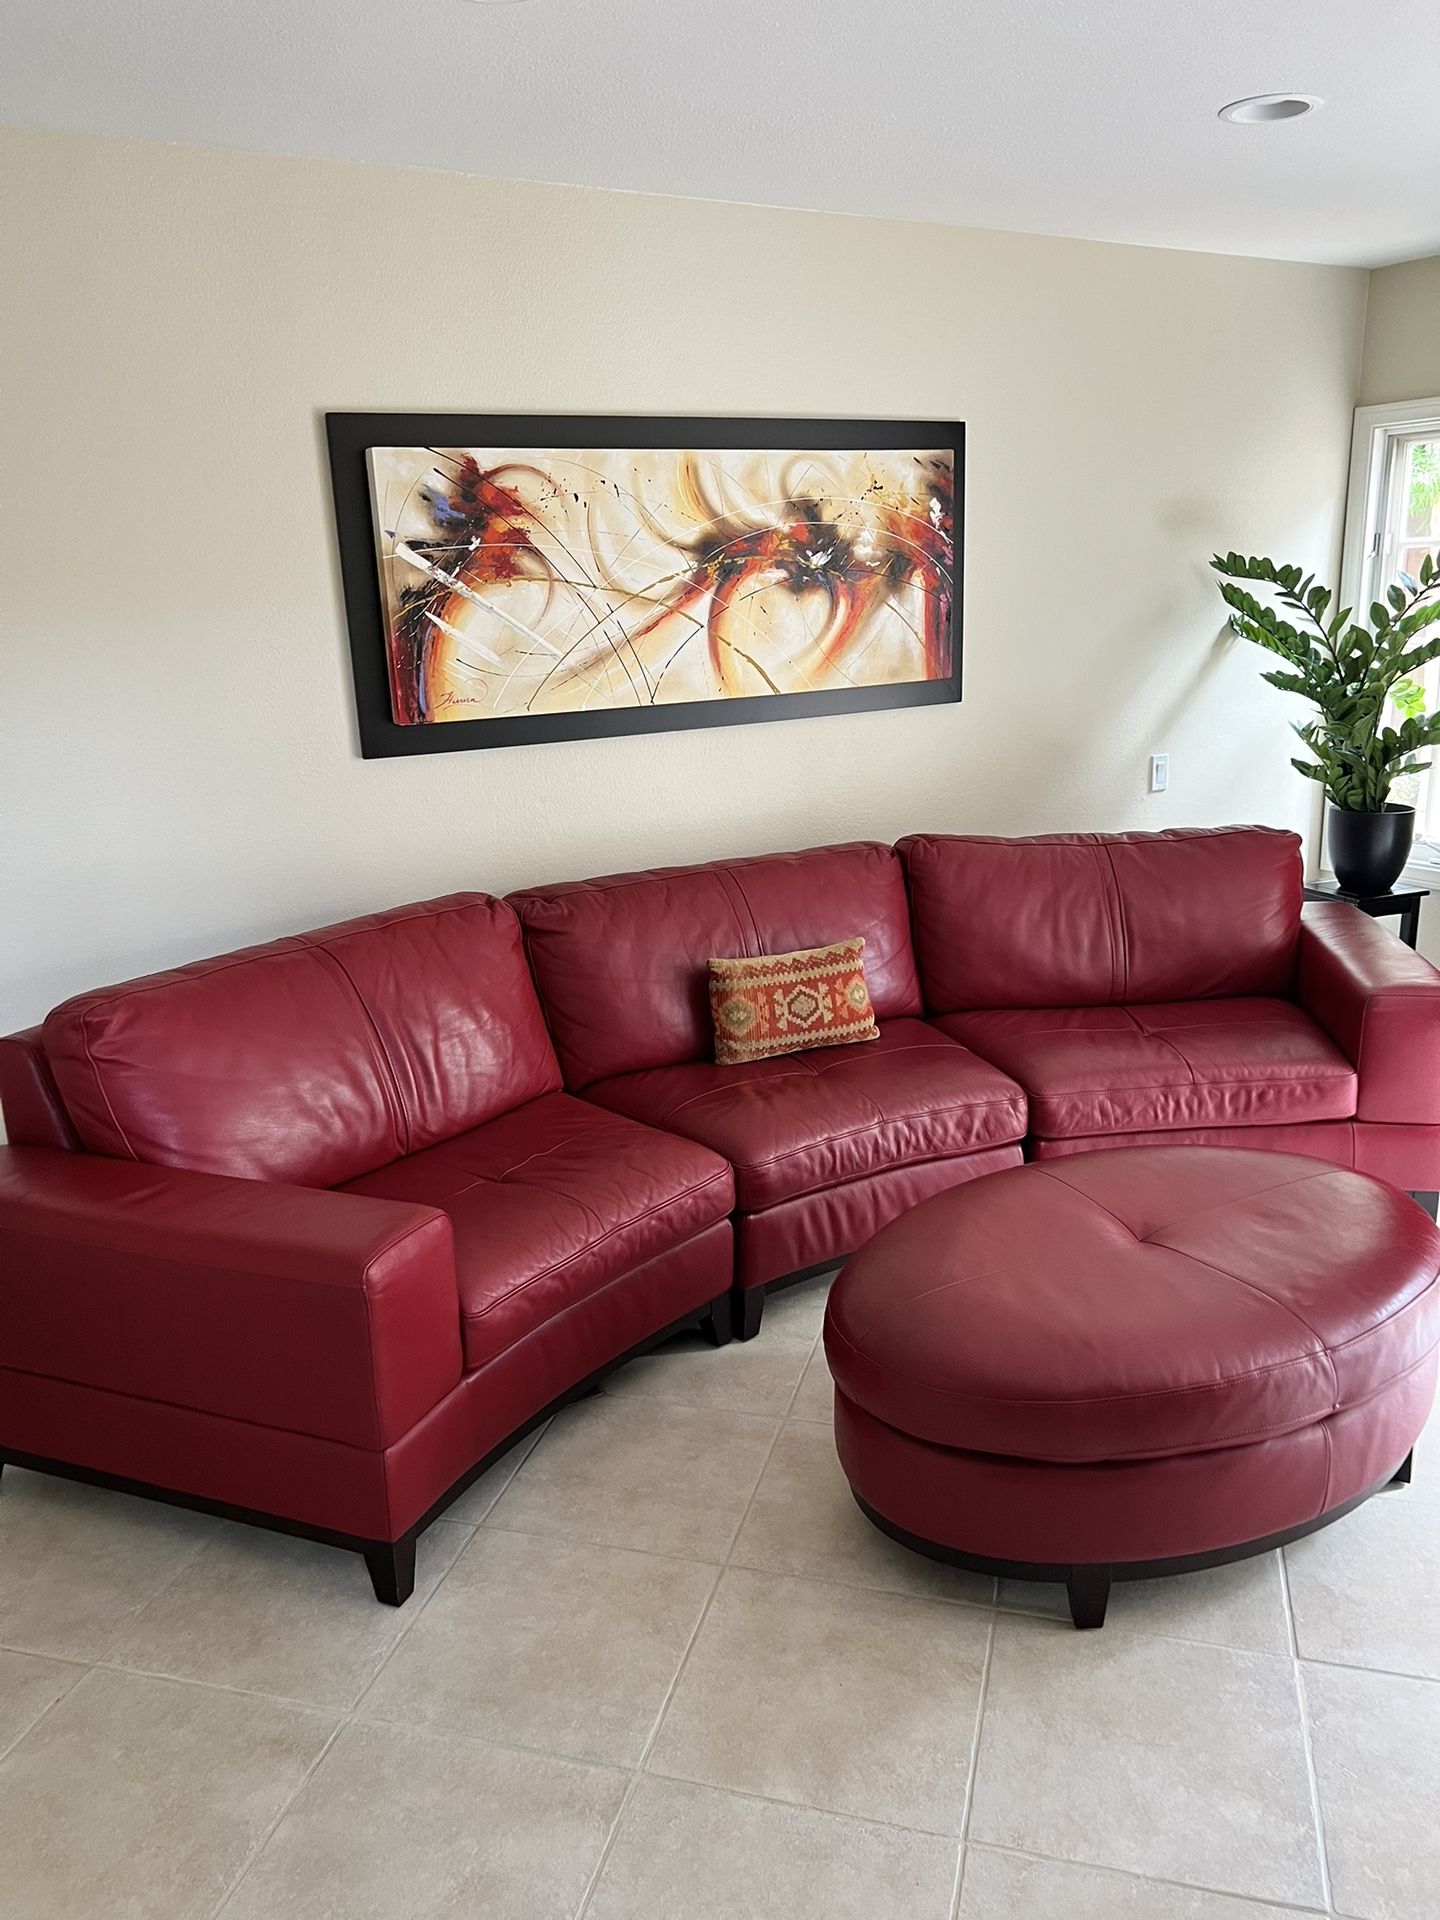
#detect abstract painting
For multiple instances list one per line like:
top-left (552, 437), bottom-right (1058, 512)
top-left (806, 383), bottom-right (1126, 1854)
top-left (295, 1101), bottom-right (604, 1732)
top-left (328, 415), bottom-right (962, 756)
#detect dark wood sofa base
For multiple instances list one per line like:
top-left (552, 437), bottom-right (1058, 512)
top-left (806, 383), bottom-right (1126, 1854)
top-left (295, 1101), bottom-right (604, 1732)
top-left (854, 1456), bottom-right (1413, 1630)
top-left (0, 1286), bottom-right (736, 1607)
top-left (734, 1257), bottom-right (848, 1342)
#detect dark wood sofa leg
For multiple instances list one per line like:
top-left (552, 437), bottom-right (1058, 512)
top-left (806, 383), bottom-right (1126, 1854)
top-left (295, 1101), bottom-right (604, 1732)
top-left (1391, 1450), bottom-right (1414, 1487)
top-left (1066, 1564), bottom-right (1112, 1630)
top-left (1411, 1191), bottom-right (1439, 1222)
top-left (737, 1287), bottom-right (764, 1343)
top-left (364, 1531), bottom-right (418, 1607)
top-left (699, 1291), bottom-right (735, 1348)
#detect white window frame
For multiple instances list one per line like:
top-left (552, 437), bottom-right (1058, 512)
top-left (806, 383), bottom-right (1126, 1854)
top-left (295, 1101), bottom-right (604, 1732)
top-left (1337, 396), bottom-right (1440, 877)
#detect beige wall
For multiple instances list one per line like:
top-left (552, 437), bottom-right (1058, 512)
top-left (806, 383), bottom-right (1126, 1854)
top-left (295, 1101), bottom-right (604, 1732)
top-left (1355, 252), bottom-right (1440, 963)
top-left (0, 126), bottom-right (1368, 1037)
top-left (1359, 256), bottom-right (1440, 405)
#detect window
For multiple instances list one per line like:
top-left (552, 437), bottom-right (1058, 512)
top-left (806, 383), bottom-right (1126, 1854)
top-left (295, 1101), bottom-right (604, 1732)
top-left (1341, 398), bottom-right (1440, 869)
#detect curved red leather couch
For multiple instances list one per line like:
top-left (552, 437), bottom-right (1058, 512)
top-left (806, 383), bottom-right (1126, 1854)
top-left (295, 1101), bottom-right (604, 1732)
top-left (3, 825), bottom-right (1440, 1601)
top-left (509, 842), bottom-right (1027, 1327)
top-left (826, 1147), bottom-right (1440, 1625)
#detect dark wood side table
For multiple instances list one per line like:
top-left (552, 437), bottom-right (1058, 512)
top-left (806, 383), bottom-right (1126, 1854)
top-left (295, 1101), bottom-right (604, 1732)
top-left (1303, 878), bottom-right (1430, 950)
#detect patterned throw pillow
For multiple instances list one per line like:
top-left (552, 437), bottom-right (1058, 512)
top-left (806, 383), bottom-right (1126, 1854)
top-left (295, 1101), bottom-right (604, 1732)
top-left (709, 938), bottom-right (880, 1066)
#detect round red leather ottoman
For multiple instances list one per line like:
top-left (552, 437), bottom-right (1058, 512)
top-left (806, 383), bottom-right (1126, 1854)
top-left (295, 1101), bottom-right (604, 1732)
top-left (824, 1147), bottom-right (1440, 1627)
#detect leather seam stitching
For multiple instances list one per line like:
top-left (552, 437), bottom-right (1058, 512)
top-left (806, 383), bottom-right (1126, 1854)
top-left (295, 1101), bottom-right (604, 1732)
top-left (1032, 1069), bottom-right (1355, 1102)
top-left (828, 1316), bottom-right (1334, 1404)
top-left (749, 1142), bottom-right (1022, 1214)
top-left (460, 1220), bottom-right (730, 1364)
top-left (75, 1011), bottom-right (137, 1160)
top-left (0, 1361), bottom-right (397, 1456)
top-left (716, 867), bottom-right (764, 957)
top-left (1139, 1238), bottom-right (1348, 1402)
top-left (1031, 1160), bottom-right (1336, 1230)
top-left (1097, 841), bottom-right (1129, 1002)
top-left (726, 1098), bottom-right (1028, 1175)
top-left (831, 1253), bottom-right (1438, 1400)
top-left (1314, 1271), bottom-right (1440, 1353)
top-left (817, 1350), bottom-right (1436, 1456)
top-left (459, 1170), bottom-right (734, 1317)
top-left (0, 1207), bottom-right (451, 1288)
top-left (721, 867), bottom-right (767, 954)
top-left (309, 944), bottom-right (412, 1160)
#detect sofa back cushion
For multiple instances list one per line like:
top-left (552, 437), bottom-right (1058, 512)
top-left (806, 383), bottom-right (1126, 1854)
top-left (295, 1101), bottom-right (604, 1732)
top-left (899, 827), bottom-right (1303, 1012)
top-left (510, 842), bottom-right (922, 1087)
top-left (42, 895), bottom-right (561, 1185)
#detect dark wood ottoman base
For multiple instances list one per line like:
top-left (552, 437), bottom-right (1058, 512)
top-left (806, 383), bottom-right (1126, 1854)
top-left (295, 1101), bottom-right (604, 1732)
top-left (854, 1457), bottom-right (1412, 1629)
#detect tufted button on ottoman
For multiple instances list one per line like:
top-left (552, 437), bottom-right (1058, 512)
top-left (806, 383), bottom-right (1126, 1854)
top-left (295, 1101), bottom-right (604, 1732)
top-left (824, 1147), bottom-right (1440, 1626)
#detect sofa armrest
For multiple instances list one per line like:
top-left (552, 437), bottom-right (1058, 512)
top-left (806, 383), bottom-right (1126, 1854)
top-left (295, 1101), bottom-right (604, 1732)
top-left (1297, 902), bottom-right (1440, 1126)
top-left (0, 1147), bottom-right (462, 1449)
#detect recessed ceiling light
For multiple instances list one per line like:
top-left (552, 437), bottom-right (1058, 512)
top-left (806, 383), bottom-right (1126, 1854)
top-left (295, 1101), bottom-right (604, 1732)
top-left (1218, 94), bottom-right (1323, 124)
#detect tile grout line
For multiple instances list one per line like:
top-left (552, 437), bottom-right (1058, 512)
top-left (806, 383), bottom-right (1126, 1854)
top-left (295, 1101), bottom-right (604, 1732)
top-left (1292, 1651), bottom-right (1440, 1687)
top-left (473, 1513), bottom-right (997, 1617)
top-left (568, 1576), bottom-right (719, 1920)
top-left (344, 1705), bottom-right (643, 1778)
top-left (0, 1659), bottom-right (93, 1772)
top-left (86, 1512), bottom-right (223, 1671)
top-left (343, 1517), bottom-right (485, 1717)
top-left (201, 1512), bottom-right (483, 1920)
top-left (1279, 1547), bottom-right (1337, 1917)
top-left (453, 1422), bottom-right (552, 1529)
top-left (719, 1303), bottom-right (831, 1569)
top-left (988, 1604), bottom-right (1291, 1660)
top-left (947, 1605), bottom-right (998, 1919)
top-left (597, 1335), bottom-right (825, 1422)
top-left (600, 1765), bottom-right (977, 1846)
top-left (968, 1604), bottom-right (1440, 1686)
top-left (204, 1710), bottom-right (350, 1920)
top-left (572, 1310), bottom-right (824, 1920)
top-left (558, 1287), bottom-right (829, 1429)
top-left (76, 1515), bottom-right (484, 1720)
top-left (967, 1839), bottom-right (1334, 1916)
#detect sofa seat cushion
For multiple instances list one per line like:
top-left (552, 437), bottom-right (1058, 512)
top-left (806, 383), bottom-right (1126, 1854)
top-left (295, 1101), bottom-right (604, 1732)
top-left (934, 999), bottom-right (1357, 1141)
top-left (340, 1093), bottom-right (733, 1369)
top-left (584, 1018), bottom-right (1027, 1212)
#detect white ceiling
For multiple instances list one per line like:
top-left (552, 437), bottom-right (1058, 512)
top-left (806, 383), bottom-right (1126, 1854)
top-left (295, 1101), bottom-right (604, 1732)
top-left (4, 0), bottom-right (1438, 268)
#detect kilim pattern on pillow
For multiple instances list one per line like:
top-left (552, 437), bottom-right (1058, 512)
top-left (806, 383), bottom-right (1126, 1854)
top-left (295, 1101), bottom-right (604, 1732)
top-left (709, 937), bottom-right (880, 1065)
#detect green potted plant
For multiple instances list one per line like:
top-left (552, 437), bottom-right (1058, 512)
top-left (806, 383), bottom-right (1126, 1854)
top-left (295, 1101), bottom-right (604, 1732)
top-left (1211, 549), bottom-right (1440, 891)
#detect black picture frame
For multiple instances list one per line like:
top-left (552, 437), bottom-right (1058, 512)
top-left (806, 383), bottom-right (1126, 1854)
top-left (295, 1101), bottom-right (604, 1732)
top-left (325, 412), bottom-right (964, 758)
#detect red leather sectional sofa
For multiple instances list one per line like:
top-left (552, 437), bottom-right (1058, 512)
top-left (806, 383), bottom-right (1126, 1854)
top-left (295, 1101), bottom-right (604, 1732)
top-left (3, 825), bottom-right (1439, 1602)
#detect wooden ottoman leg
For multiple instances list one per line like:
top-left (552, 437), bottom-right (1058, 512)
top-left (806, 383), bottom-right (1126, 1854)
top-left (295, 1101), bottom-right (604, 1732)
top-left (1066, 1564), bottom-right (1112, 1630)
top-left (1390, 1451), bottom-right (1414, 1487)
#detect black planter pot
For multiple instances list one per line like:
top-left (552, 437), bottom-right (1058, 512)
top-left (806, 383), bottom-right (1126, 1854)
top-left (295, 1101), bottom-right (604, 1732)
top-left (1327, 803), bottom-right (1415, 894)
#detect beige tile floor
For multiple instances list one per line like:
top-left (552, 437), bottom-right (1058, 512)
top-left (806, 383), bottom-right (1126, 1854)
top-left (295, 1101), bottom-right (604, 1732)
top-left (1, 1268), bottom-right (1437, 1919)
